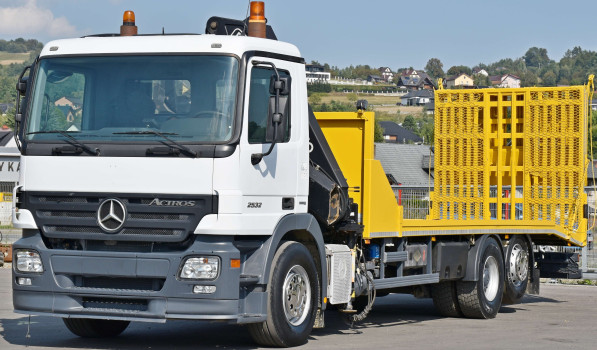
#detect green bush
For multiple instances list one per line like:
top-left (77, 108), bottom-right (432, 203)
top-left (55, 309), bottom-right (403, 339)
top-left (331, 85), bottom-right (398, 93)
top-left (307, 82), bottom-right (332, 93)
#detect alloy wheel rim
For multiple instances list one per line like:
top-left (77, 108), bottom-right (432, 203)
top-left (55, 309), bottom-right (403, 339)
top-left (483, 255), bottom-right (499, 301)
top-left (282, 265), bottom-right (311, 326)
top-left (509, 243), bottom-right (528, 287)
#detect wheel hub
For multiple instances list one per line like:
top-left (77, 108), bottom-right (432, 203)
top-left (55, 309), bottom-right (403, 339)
top-left (508, 243), bottom-right (528, 287)
top-left (482, 255), bottom-right (499, 302)
top-left (282, 265), bottom-right (311, 326)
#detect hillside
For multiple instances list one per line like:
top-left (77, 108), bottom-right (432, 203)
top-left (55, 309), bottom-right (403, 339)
top-left (0, 52), bottom-right (30, 66)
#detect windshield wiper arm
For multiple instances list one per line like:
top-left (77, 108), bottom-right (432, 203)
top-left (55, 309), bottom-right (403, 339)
top-left (113, 130), bottom-right (198, 158)
top-left (26, 130), bottom-right (100, 156)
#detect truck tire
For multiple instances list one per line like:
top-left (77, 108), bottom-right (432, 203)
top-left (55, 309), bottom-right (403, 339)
top-left (457, 238), bottom-right (504, 319)
top-left (248, 241), bottom-right (319, 347)
top-left (502, 236), bottom-right (529, 304)
top-left (62, 318), bottom-right (129, 337)
top-left (431, 282), bottom-right (462, 317)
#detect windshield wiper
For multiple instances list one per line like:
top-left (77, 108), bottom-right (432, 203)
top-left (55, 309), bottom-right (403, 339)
top-left (26, 130), bottom-right (100, 156)
top-left (113, 130), bottom-right (198, 158)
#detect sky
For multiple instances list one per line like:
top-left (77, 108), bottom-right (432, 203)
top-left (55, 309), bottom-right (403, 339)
top-left (0, 0), bottom-right (596, 71)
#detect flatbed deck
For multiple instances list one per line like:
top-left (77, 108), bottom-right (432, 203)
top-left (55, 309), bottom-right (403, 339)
top-left (315, 83), bottom-right (592, 247)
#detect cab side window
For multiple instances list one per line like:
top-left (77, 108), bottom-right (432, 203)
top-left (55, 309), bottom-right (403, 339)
top-left (248, 67), bottom-right (290, 143)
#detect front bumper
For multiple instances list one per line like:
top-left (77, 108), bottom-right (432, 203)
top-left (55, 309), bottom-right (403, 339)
top-left (12, 232), bottom-right (264, 323)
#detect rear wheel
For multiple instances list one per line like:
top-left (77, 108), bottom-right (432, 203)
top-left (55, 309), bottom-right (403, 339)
top-left (63, 318), bottom-right (129, 338)
top-left (248, 241), bottom-right (319, 347)
top-left (502, 236), bottom-right (529, 304)
top-left (457, 238), bottom-right (504, 319)
top-left (432, 282), bottom-right (462, 317)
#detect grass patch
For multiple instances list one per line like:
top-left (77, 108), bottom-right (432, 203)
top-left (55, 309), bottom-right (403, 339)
top-left (317, 92), bottom-right (399, 106)
top-left (0, 51), bottom-right (29, 65)
top-left (314, 92), bottom-right (427, 123)
top-left (541, 278), bottom-right (597, 286)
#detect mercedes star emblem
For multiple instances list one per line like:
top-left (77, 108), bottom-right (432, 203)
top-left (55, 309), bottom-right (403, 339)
top-left (97, 198), bottom-right (127, 233)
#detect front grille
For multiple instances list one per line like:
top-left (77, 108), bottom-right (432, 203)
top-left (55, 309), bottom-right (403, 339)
top-left (129, 213), bottom-right (190, 220)
top-left (82, 297), bottom-right (148, 312)
top-left (38, 211), bottom-right (95, 218)
top-left (121, 228), bottom-right (184, 236)
top-left (46, 226), bottom-right (103, 233)
top-left (48, 238), bottom-right (194, 253)
top-left (39, 212), bottom-right (190, 221)
top-left (24, 192), bottom-right (216, 243)
top-left (38, 196), bottom-right (90, 203)
top-left (85, 240), bottom-right (153, 252)
top-left (78, 277), bottom-right (165, 292)
top-left (47, 226), bottom-right (183, 236)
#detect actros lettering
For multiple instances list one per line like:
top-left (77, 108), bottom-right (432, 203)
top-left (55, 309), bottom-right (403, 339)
top-left (148, 198), bottom-right (196, 207)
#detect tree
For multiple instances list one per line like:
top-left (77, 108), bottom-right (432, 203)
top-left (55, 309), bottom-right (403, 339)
top-left (520, 71), bottom-right (538, 87)
top-left (590, 110), bottom-right (597, 158)
top-left (402, 115), bottom-right (417, 133)
top-left (524, 47), bottom-right (550, 68)
top-left (1, 107), bottom-right (16, 129)
top-left (374, 121), bottom-right (384, 143)
top-left (474, 74), bottom-right (490, 86)
top-left (446, 65), bottom-right (472, 76)
top-left (541, 70), bottom-right (557, 86)
top-left (425, 58), bottom-right (444, 80)
top-left (307, 82), bottom-right (331, 93)
top-left (308, 93), bottom-right (322, 105)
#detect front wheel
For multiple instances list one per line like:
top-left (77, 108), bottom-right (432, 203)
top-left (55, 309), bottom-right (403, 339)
top-left (63, 318), bottom-right (130, 338)
top-left (457, 237), bottom-right (504, 319)
top-left (248, 241), bottom-right (319, 347)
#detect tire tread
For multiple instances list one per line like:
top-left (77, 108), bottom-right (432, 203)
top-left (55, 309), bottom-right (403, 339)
top-left (456, 237), bottom-right (504, 319)
top-left (456, 281), bottom-right (484, 318)
top-left (432, 282), bottom-right (463, 317)
top-left (63, 318), bottom-right (129, 338)
top-left (248, 241), bottom-right (317, 347)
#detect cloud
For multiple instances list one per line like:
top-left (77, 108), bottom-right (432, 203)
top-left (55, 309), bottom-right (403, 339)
top-left (0, 0), bottom-right (78, 38)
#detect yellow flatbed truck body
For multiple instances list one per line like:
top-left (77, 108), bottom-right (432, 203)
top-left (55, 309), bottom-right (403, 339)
top-left (314, 84), bottom-right (591, 247)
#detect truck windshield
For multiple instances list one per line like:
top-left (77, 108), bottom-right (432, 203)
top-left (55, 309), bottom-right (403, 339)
top-left (25, 55), bottom-right (239, 143)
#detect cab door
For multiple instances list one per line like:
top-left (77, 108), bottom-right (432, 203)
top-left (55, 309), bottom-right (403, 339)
top-left (237, 58), bottom-right (306, 232)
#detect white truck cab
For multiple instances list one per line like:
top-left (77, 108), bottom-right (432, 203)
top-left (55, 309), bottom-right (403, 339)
top-left (12, 7), bottom-right (326, 347)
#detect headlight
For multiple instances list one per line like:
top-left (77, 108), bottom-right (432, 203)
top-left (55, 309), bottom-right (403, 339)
top-left (179, 257), bottom-right (219, 280)
top-left (15, 250), bottom-right (43, 273)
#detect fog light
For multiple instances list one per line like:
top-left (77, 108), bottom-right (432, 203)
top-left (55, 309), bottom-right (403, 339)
top-left (179, 257), bottom-right (219, 280)
top-left (17, 277), bottom-right (32, 286)
top-left (193, 285), bottom-right (217, 294)
top-left (15, 250), bottom-right (43, 273)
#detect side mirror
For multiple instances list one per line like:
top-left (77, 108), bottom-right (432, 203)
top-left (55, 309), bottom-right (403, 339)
top-left (16, 79), bottom-right (27, 94)
top-left (14, 65), bottom-right (31, 150)
top-left (265, 76), bottom-right (290, 143)
top-left (250, 61), bottom-right (291, 165)
top-left (269, 75), bottom-right (291, 95)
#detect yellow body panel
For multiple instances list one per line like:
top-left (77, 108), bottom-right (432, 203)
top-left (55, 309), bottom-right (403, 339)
top-left (314, 112), bottom-right (402, 238)
top-left (314, 83), bottom-right (590, 246)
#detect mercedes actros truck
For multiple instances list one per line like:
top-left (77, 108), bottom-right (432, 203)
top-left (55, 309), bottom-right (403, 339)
top-left (11, 2), bottom-right (591, 346)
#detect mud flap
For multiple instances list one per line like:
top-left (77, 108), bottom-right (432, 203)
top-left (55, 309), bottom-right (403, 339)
top-left (526, 268), bottom-right (540, 295)
top-left (313, 308), bottom-right (325, 328)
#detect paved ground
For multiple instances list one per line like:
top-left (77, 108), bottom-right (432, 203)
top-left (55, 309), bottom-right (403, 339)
top-left (0, 265), bottom-right (596, 350)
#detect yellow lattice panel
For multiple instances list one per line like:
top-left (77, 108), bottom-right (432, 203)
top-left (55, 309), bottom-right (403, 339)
top-left (431, 85), bottom-right (589, 245)
top-left (524, 88), bottom-right (587, 235)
